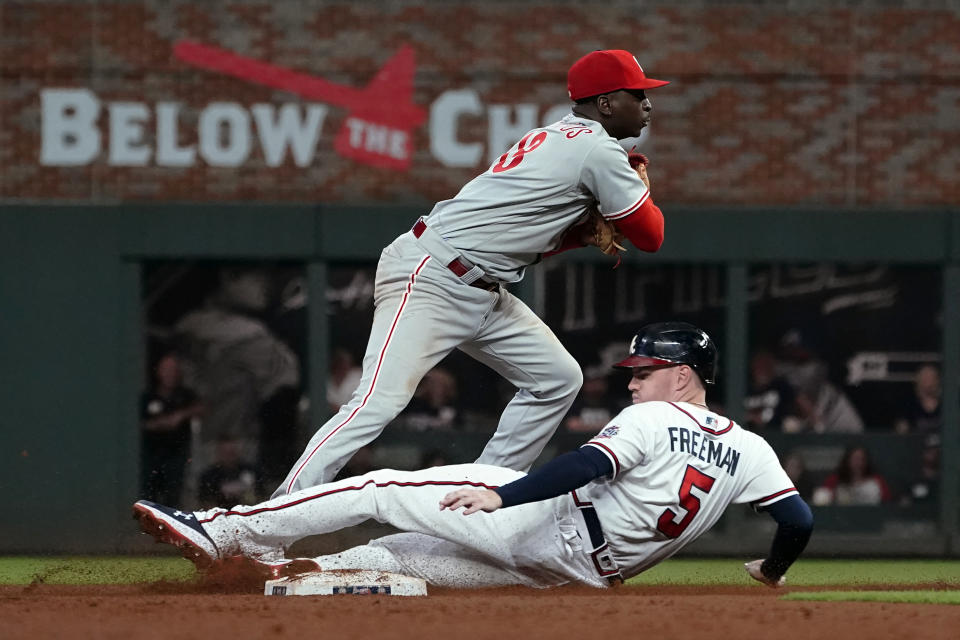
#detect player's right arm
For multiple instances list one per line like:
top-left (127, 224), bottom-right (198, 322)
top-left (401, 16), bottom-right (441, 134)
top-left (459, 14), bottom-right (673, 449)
top-left (488, 403), bottom-right (659, 509)
top-left (579, 139), bottom-right (664, 252)
top-left (441, 406), bottom-right (653, 515)
top-left (439, 447), bottom-right (613, 515)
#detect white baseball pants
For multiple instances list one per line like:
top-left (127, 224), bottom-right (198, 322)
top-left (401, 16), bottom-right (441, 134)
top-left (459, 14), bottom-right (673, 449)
top-left (199, 464), bottom-right (608, 589)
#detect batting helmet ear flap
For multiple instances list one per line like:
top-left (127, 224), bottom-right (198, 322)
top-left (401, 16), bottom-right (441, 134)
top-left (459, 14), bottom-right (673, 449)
top-left (613, 322), bottom-right (718, 385)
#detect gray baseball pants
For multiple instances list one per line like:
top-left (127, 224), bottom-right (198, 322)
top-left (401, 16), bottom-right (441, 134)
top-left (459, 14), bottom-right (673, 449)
top-left (273, 231), bottom-right (582, 496)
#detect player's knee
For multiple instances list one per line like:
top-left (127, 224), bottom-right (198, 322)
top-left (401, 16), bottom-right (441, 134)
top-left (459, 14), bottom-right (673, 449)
top-left (553, 354), bottom-right (583, 398)
top-left (337, 383), bottom-right (419, 423)
top-left (523, 353), bottom-right (582, 399)
top-left (360, 468), bottom-right (427, 487)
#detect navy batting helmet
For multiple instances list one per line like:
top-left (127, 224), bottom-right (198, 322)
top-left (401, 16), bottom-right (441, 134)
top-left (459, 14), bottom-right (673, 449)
top-left (613, 321), bottom-right (718, 385)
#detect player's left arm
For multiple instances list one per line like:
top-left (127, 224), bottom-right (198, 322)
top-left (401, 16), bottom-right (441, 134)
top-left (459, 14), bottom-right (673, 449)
top-left (747, 494), bottom-right (814, 587)
top-left (738, 439), bottom-right (814, 587)
top-left (439, 447), bottom-right (613, 515)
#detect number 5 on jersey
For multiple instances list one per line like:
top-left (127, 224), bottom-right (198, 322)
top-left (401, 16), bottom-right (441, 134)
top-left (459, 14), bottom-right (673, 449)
top-left (657, 465), bottom-right (716, 538)
top-left (492, 131), bottom-right (548, 173)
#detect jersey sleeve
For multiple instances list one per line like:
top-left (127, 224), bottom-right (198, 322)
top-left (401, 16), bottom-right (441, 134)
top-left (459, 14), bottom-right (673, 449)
top-left (734, 439), bottom-right (798, 508)
top-left (582, 405), bottom-right (656, 480)
top-left (579, 138), bottom-right (650, 222)
top-left (611, 197), bottom-right (664, 252)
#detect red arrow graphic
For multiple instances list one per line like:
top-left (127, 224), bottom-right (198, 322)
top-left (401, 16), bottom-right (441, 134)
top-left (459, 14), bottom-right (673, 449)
top-left (173, 40), bottom-right (426, 170)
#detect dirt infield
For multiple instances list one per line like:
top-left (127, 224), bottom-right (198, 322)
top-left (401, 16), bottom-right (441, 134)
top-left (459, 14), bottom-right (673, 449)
top-left (3, 581), bottom-right (958, 640)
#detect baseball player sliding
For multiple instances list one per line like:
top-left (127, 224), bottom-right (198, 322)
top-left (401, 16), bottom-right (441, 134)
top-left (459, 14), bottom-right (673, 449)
top-left (134, 323), bottom-right (813, 589)
top-left (269, 50), bottom-right (668, 504)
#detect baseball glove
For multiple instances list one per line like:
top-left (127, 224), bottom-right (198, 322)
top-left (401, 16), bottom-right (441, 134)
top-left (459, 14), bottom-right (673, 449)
top-left (582, 206), bottom-right (626, 257)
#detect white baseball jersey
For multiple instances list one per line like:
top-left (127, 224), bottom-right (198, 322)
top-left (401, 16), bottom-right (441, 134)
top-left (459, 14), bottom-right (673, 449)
top-left (222, 403), bottom-right (795, 590)
top-left (196, 400), bottom-right (795, 589)
top-left (581, 401), bottom-right (797, 579)
top-left (425, 113), bottom-right (650, 282)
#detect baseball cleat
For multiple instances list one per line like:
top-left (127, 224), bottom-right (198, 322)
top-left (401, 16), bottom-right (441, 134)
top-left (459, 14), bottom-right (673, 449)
top-left (132, 500), bottom-right (221, 570)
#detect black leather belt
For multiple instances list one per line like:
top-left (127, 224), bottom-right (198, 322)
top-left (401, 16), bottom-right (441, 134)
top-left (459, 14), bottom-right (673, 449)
top-left (581, 505), bottom-right (606, 549)
top-left (571, 491), bottom-right (623, 584)
top-left (411, 220), bottom-right (499, 292)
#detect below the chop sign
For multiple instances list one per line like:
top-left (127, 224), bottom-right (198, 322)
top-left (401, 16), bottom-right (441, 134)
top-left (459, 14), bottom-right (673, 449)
top-left (39, 88), bottom-right (608, 170)
top-left (40, 89), bottom-right (330, 168)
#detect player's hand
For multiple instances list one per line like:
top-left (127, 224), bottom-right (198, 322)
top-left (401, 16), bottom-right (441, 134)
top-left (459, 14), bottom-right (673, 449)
top-left (578, 206), bottom-right (626, 256)
top-left (439, 489), bottom-right (503, 515)
top-left (628, 153), bottom-right (651, 191)
top-left (744, 559), bottom-right (786, 588)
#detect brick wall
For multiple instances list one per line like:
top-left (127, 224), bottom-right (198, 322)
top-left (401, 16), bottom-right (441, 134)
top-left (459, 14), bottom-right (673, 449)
top-left (2, 1), bottom-right (958, 205)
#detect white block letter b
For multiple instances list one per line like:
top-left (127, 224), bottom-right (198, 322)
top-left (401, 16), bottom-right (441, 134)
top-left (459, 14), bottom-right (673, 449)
top-left (41, 89), bottom-right (101, 166)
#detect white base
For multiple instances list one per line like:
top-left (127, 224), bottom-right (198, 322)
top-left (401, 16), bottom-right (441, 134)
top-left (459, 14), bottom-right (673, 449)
top-left (264, 570), bottom-right (428, 597)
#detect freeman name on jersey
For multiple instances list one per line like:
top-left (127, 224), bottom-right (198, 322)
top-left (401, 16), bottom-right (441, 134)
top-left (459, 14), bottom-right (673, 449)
top-left (667, 426), bottom-right (741, 477)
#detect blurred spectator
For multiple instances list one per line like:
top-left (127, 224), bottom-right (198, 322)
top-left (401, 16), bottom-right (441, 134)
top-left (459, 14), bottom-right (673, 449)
top-left (782, 451), bottom-right (815, 501)
top-left (744, 350), bottom-right (797, 431)
top-left (778, 329), bottom-right (864, 433)
top-left (197, 435), bottom-right (260, 509)
top-left (902, 434), bottom-right (941, 506)
top-left (420, 448), bottom-right (452, 468)
top-left (894, 364), bottom-right (942, 435)
top-left (790, 385), bottom-right (865, 433)
top-left (400, 367), bottom-right (459, 430)
top-left (140, 352), bottom-right (203, 505)
top-left (564, 372), bottom-right (620, 433)
top-left (174, 267), bottom-right (302, 488)
top-left (327, 347), bottom-right (363, 412)
top-left (812, 445), bottom-right (892, 506)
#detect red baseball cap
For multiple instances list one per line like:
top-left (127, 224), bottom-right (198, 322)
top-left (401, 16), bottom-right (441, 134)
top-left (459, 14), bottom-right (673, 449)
top-left (567, 50), bottom-right (670, 100)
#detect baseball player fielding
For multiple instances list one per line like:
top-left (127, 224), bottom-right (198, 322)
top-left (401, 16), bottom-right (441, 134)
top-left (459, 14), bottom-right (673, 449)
top-left (267, 50), bottom-right (668, 524)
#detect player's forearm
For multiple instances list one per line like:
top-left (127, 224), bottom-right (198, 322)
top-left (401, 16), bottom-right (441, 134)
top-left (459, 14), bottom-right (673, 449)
top-left (613, 199), bottom-right (664, 252)
top-left (494, 447), bottom-right (613, 508)
top-left (762, 496), bottom-right (814, 579)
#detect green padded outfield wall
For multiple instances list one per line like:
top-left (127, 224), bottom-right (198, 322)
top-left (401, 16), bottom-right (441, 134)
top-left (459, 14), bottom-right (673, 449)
top-left (3, 0), bottom-right (960, 556)
top-left (1, 207), bottom-right (958, 553)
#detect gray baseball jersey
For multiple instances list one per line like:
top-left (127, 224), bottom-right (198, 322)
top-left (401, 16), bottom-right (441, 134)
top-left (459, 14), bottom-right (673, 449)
top-left (274, 112), bottom-right (660, 499)
top-left (427, 113), bottom-right (651, 282)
